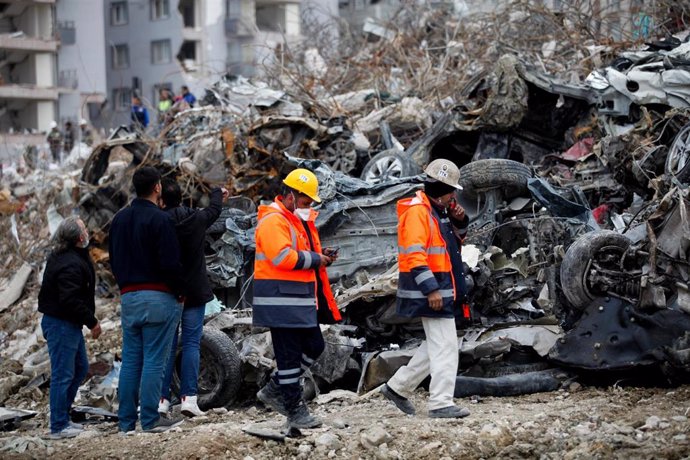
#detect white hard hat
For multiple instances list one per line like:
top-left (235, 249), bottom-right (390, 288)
top-left (79, 118), bottom-right (87, 125)
top-left (49, 121), bottom-right (57, 129)
top-left (424, 159), bottom-right (463, 190)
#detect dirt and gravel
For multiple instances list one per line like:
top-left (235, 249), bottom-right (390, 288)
top-left (2, 383), bottom-right (690, 459)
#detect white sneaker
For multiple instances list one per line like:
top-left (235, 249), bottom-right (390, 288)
top-left (180, 395), bottom-right (205, 417)
top-left (48, 426), bottom-right (82, 439)
top-left (158, 398), bottom-right (170, 416)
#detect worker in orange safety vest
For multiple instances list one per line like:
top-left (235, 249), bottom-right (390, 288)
top-left (380, 158), bottom-right (472, 419)
top-left (253, 168), bottom-right (341, 429)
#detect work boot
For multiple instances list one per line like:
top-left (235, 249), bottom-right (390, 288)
top-left (257, 380), bottom-right (288, 415)
top-left (381, 384), bottom-right (416, 415)
top-left (287, 400), bottom-right (322, 429)
top-left (180, 395), bottom-right (205, 417)
top-left (428, 405), bottom-right (470, 419)
top-left (143, 416), bottom-right (184, 433)
top-left (158, 398), bottom-right (170, 416)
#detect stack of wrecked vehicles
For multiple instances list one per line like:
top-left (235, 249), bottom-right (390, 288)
top-left (73, 48), bottom-right (690, 411)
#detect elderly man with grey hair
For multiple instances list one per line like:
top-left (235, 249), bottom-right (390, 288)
top-left (38, 216), bottom-right (101, 439)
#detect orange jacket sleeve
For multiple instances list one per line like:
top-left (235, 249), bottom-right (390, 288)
top-left (256, 213), bottom-right (300, 270)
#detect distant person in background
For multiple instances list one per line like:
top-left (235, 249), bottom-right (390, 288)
top-left (39, 216), bottom-right (101, 439)
top-left (130, 95), bottom-right (149, 131)
top-left (79, 119), bottom-right (94, 146)
top-left (158, 89), bottom-right (174, 125)
top-left (63, 121), bottom-right (74, 155)
top-left (181, 86), bottom-right (196, 107)
top-left (47, 121), bottom-right (63, 163)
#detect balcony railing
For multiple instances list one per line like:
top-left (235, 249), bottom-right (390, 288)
top-left (58, 69), bottom-right (78, 89)
top-left (57, 21), bottom-right (75, 45)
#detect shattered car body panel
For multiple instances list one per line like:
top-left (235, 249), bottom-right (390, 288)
top-left (550, 296), bottom-right (690, 372)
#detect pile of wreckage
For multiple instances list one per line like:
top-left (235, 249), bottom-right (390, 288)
top-left (1, 1), bottom-right (690, 428)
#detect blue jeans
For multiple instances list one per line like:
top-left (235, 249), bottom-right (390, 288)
top-left (118, 291), bottom-right (181, 432)
top-left (161, 305), bottom-right (205, 399)
top-left (41, 314), bottom-right (89, 433)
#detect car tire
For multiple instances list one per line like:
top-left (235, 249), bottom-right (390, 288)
top-left (319, 137), bottom-right (358, 174)
top-left (360, 150), bottom-right (419, 184)
top-left (560, 230), bottom-right (631, 310)
top-left (172, 326), bottom-right (242, 409)
top-left (458, 159), bottom-right (532, 196)
top-left (665, 123), bottom-right (690, 184)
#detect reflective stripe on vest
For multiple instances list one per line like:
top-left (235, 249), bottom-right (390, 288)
top-left (398, 288), bottom-right (454, 299)
top-left (253, 296), bottom-right (316, 306)
top-left (399, 244), bottom-right (446, 255)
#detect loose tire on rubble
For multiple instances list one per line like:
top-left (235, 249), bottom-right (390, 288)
top-left (666, 123), bottom-right (690, 184)
top-left (559, 230), bottom-right (631, 310)
top-left (458, 159), bottom-right (532, 196)
top-left (360, 150), bottom-right (419, 184)
top-left (173, 326), bottom-right (241, 409)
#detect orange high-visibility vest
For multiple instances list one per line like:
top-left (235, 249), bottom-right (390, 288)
top-left (252, 197), bottom-right (341, 327)
top-left (397, 190), bottom-right (456, 317)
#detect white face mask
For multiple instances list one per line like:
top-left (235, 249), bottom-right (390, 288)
top-left (294, 208), bottom-right (311, 221)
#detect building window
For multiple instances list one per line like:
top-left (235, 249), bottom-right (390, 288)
top-left (179, 0), bottom-right (197, 28)
top-left (151, 39), bottom-right (172, 64)
top-left (177, 40), bottom-right (199, 66)
top-left (110, 2), bottom-right (128, 26)
top-left (150, 0), bottom-right (170, 20)
top-left (112, 44), bottom-right (129, 69)
top-left (112, 87), bottom-right (132, 111)
top-left (256, 5), bottom-right (283, 32)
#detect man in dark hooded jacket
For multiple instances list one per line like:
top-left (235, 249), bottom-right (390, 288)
top-left (158, 179), bottom-right (228, 417)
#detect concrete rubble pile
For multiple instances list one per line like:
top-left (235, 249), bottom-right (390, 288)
top-left (0, 0), bottom-right (689, 432)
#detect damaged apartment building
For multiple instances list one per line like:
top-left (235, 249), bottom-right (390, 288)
top-left (104, 0), bottom-right (338, 127)
top-left (0, 0), bottom-right (58, 134)
top-left (0, 0), bottom-right (107, 134)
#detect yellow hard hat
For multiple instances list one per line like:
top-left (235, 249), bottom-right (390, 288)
top-left (283, 168), bottom-right (321, 202)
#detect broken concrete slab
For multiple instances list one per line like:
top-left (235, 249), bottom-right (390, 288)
top-left (0, 263), bottom-right (32, 313)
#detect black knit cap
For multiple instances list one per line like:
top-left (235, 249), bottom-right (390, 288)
top-left (424, 179), bottom-right (457, 198)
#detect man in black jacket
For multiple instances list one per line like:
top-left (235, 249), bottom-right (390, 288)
top-left (39, 216), bottom-right (101, 438)
top-left (158, 179), bottom-right (228, 417)
top-left (109, 166), bottom-right (184, 433)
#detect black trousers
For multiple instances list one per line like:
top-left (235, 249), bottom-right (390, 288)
top-left (269, 326), bottom-right (325, 409)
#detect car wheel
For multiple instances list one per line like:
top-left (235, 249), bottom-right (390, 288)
top-left (172, 326), bottom-right (242, 409)
top-left (458, 159), bottom-right (532, 196)
top-left (666, 123), bottom-right (690, 183)
top-left (360, 150), bottom-right (418, 184)
top-left (560, 230), bottom-right (631, 310)
top-left (318, 138), bottom-right (358, 174)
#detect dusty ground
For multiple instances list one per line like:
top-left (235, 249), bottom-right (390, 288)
top-left (2, 384), bottom-right (690, 459)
